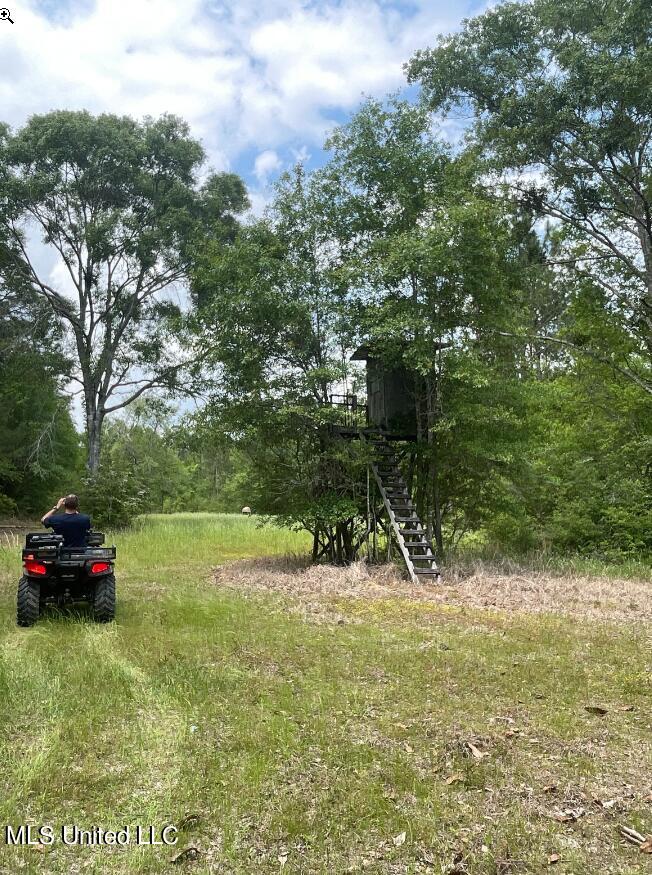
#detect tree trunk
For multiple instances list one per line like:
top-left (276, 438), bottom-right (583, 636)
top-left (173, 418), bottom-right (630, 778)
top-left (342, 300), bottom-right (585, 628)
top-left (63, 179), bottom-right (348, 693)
top-left (342, 518), bottom-right (355, 563)
top-left (78, 328), bottom-right (107, 476)
top-left (86, 408), bottom-right (104, 475)
top-left (335, 523), bottom-right (343, 565)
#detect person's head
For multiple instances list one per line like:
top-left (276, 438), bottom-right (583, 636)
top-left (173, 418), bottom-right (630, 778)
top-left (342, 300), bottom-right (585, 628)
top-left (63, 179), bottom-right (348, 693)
top-left (63, 494), bottom-right (80, 512)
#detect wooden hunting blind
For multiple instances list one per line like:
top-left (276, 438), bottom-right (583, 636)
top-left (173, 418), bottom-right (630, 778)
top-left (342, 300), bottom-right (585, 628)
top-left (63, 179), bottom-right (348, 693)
top-left (351, 346), bottom-right (416, 436)
top-left (323, 343), bottom-right (442, 584)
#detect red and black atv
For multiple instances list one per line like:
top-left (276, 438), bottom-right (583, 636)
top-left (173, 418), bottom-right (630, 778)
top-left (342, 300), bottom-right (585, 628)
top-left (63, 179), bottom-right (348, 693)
top-left (17, 531), bottom-right (116, 626)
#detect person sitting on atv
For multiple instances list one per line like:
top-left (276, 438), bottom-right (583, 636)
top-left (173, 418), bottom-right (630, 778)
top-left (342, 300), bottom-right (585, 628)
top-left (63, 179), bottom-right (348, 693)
top-left (41, 494), bottom-right (92, 550)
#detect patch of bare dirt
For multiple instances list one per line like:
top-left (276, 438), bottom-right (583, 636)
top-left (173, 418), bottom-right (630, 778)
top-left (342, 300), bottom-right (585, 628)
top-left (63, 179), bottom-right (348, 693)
top-left (212, 556), bottom-right (652, 624)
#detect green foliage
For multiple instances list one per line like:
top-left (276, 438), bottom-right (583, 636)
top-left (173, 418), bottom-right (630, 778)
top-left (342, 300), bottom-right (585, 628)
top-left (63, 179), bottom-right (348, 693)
top-left (320, 97), bottom-right (533, 552)
top-left (523, 371), bottom-right (652, 558)
top-left (198, 400), bottom-right (369, 536)
top-left (80, 465), bottom-right (148, 529)
top-left (407, 0), bottom-right (652, 394)
top-left (191, 165), bottom-right (368, 554)
top-left (0, 110), bottom-right (249, 472)
top-left (0, 494), bottom-right (17, 518)
top-left (0, 284), bottom-right (81, 516)
top-left (3, 40), bottom-right (651, 566)
top-left (189, 88), bottom-right (652, 562)
top-left (76, 401), bottom-right (258, 526)
top-left (79, 410), bottom-right (196, 525)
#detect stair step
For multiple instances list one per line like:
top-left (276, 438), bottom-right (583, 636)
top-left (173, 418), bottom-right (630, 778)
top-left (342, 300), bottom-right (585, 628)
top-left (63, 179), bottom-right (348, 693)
top-left (364, 431), bottom-right (442, 585)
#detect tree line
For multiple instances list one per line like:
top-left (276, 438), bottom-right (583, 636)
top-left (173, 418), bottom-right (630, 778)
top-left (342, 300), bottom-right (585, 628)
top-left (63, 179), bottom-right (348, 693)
top-left (1, 0), bottom-right (650, 559)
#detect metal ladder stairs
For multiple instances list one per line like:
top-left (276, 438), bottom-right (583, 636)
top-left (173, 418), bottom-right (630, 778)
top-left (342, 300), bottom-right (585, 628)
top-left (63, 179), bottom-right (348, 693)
top-left (363, 431), bottom-right (440, 584)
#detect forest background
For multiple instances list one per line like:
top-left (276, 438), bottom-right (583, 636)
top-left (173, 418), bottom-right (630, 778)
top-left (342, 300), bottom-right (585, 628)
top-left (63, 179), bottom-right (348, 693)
top-left (1, 0), bottom-right (650, 563)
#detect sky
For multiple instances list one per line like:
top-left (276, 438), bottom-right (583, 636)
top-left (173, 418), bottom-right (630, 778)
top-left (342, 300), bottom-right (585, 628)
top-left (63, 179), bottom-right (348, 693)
top-left (0, 0), bottom-right (484, 212)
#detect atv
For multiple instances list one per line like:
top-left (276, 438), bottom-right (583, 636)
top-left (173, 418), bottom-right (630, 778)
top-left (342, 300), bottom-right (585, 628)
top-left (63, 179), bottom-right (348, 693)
top-left (17, 531), bottom-right (116, 626)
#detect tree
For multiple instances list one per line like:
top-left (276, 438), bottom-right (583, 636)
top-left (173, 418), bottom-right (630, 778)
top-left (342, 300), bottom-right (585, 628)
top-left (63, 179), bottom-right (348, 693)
top-left (0, 111), bottom-right (249, 473)
top-left (322, 97), bottom-right (527, 552)
top-left (192, 166), bottom-right (368, 560)
top-left (407, 0), bottom-right (652, 394)
top-left (0, 280), bottom-right (81, 515)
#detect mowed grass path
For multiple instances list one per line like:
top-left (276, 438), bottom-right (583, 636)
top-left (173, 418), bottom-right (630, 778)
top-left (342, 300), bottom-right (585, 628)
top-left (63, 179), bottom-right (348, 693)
top-left (0, 514), bottom-right (650, 874)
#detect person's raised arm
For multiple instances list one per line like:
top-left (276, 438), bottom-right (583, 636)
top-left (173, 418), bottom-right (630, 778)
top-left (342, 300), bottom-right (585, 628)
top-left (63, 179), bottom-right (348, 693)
top-left (41, 497), bottom-right (64, 526)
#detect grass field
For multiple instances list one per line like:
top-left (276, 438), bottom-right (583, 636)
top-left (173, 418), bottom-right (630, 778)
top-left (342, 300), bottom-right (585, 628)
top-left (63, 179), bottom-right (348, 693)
top-left (0, 514), bottom-right (650, 874)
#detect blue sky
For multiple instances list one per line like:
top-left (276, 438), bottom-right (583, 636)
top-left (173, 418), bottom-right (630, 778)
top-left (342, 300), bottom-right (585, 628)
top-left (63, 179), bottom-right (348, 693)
top-left (2, 0), bottom-right (485, 213)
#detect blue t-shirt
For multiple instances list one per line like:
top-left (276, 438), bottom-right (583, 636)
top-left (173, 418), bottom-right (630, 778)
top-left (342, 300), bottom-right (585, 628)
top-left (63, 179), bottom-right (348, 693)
top-left (45, 513), bottom-right (92, 549)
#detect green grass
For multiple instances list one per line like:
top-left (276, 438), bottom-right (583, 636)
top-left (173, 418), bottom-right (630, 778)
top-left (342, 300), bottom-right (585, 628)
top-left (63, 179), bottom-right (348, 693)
top-left (0, 514), bottom-right (650, 873)
top-left (116, 512), bottom-right (309, 570)
top-left (449, 541), bottom-right (652, 582)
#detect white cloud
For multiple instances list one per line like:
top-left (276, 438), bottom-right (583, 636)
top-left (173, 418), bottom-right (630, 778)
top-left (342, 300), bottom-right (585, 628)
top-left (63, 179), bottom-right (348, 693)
top-left (247, 188), bottom-right (272, 218)
top-left (1, 0), bottom-right (467, 174)
top-left (254, 149), bottom-right (282, 183)
top-left (48, 258), bottom-right (79, 302)
top-left (291, 145), bottom-right (311, 165)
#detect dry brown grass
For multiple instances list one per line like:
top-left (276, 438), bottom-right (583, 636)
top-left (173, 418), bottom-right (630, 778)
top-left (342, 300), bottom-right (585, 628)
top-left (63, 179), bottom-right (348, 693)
top-left (212, 556), bottom-right (652, 625)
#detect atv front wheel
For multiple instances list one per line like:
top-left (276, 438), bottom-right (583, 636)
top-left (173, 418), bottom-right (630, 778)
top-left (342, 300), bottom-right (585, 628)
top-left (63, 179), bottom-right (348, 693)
top-left (93, 573), bottom-right (116, 622)
top-left (17, 576), bottom-right (40, 627)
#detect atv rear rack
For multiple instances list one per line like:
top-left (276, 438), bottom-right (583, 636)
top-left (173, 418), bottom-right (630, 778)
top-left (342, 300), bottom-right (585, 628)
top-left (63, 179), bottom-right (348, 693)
top-left (23, 532), bottom-right (116, 562)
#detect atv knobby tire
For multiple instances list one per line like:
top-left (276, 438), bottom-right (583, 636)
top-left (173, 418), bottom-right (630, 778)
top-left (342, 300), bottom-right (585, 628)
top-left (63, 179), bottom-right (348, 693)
top-left (93, 573), bottom-right (116, 622)
top-left (17, 575), bottom-right (40, 627)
